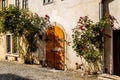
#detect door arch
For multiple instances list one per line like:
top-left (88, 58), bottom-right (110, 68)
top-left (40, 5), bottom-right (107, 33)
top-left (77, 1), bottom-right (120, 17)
top-left (45, 25), bottom-right (65, 70)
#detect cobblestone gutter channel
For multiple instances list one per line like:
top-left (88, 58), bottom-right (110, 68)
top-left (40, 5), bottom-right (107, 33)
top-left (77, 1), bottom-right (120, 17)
top-left (0, 61), bottom-right (97, 80)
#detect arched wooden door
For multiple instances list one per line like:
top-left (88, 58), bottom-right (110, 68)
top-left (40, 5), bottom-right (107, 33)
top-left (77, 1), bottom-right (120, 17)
top-left (46, 26), bottom-right (64, 70)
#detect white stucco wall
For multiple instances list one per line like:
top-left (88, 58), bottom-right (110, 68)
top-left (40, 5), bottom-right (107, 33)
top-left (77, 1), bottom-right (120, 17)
top-left (28, 0), bottom-right (101, 69)
top-left (29, 0), bottom-right (101, 34)
top-left (108, 0), bottom-right (120, 29)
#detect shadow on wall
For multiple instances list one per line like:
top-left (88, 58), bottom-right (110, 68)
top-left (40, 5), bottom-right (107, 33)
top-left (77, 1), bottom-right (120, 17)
top-left (0, 73), bottom-right (30, 80)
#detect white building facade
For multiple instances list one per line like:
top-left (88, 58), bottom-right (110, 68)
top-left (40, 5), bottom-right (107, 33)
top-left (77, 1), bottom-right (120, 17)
top-left (28, 0), bottom-right (101, 70)
top-left (1, 0), bottom-right (120, 75)
top-left (0, 0), bottom-right (106, 71)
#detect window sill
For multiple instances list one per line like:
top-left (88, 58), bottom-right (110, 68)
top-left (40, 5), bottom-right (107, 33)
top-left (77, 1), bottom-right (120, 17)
top-left (6, 54), bottom-right (18, 57)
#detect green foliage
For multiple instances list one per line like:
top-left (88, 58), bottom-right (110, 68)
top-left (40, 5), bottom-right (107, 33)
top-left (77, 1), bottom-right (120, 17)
top-left (0, 5), bottom-right (47, 63)
top-left (72, 16), bottom-right (110, 63)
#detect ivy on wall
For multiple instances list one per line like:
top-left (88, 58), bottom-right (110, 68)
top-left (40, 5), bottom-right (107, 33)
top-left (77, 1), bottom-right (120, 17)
top-left (0, 5), bottom-right (47, 63)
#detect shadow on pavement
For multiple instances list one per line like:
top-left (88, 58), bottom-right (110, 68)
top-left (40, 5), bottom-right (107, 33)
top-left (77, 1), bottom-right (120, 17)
top-left (0, 73), bottom-right (31, 80)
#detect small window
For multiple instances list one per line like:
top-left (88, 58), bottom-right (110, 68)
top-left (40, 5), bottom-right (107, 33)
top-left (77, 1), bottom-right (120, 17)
top-left (6, 35), bottom-right (18, 54)
top-left (12, 35), bottom-right (17, 53)
top-left (6, 35), bottom-right (11, 53)
top-left (22, 0), bottom-right (28, 9)
top-left (0, 0), bottom-right (7, 9)
top-left (43, 0), bottom-right (53, 5)
top-left (0, 0), bottom-right (2, 9)
top-left (15, 0), bottom-right (20, 8)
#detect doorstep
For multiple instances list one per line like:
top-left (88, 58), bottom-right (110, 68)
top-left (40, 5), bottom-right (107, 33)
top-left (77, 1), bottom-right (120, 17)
top-left (98, 73), bottom-right (120, 80)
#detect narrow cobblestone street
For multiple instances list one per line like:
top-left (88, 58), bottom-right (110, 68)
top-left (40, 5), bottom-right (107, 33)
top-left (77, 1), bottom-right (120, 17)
top-left (0, 61), bottom-right (97, 80)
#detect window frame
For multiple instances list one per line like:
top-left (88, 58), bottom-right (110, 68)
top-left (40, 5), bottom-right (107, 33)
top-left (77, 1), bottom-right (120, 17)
top-left (22, 0), bottom-right (28, 9)
top-left (6, 34), bottom-right (18, 55)
top-left (0, 0), bottom-right (7, 9)
top-left (15, 0), bottom-right (20, 8)
top-left (43, 0), bottom-right (53, 5)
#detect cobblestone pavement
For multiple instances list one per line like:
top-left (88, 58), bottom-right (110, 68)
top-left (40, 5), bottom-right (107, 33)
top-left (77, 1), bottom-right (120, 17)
top-left (0, 61), bottom-right (98, 80)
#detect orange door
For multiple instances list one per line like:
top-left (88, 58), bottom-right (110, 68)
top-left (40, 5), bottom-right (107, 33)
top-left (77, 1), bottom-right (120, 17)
top-left (46, 26), bottom-right (64, 70)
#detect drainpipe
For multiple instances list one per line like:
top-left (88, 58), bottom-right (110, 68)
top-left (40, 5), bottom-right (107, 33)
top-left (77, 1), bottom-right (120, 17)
top-left (99, 0), bottom-right (105, 73)
top-left (99, 0), bottom-right (103, 20)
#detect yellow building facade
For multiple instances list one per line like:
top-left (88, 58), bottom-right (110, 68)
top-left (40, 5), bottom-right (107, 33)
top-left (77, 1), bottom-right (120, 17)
top-left (0, 0), bottom-right (24, 63)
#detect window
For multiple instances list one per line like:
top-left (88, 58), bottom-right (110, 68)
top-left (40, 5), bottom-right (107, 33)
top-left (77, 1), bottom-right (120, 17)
top-left (0, 0), bottom-right (7, 9)
top-left (22, 0), bottom-right (28, 9)
top-left (15, 0), bottom-right (20, 8)
top-left (12, 36), bottom-right (17, 53)
top-left (6, 35), bottom-right (11, 53)
top-left (6, 35), bottom-right (17, 54)
top-left (0, 0), bottom-right (2, 9)
top-left (43, 0), bottom-right (53, 5)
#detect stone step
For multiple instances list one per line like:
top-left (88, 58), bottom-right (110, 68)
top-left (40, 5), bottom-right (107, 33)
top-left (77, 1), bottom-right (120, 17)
top-left (98, 76), bottom-right (114, 80)
top-left (98, 74), bottom-right (120, 80)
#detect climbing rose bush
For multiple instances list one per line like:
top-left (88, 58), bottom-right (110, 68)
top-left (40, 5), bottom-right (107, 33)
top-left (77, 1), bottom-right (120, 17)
top-left (72, 15), bottom-right (114, 63)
